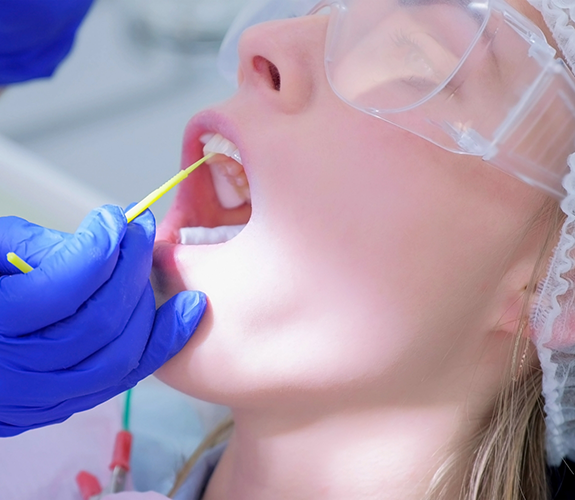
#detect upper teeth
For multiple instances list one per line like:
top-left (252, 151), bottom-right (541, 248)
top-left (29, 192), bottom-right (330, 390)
top-left (201, 133), bottom-right (250, 209)
top-left (202, 133), bottom-right (242, 164)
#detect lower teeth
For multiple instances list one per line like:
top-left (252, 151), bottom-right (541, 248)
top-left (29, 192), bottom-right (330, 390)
top-left (180, 225), bottom-right (246, 245)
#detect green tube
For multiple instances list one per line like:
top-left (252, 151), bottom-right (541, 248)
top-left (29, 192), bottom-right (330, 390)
top-left (123, 389), bottom-right (132, 431)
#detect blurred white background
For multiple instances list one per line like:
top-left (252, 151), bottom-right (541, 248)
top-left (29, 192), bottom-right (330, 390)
top-left (0, 0), bottom-right (244, 231)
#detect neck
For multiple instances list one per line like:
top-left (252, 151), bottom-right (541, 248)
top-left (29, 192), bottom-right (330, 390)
top-left (203, 403), bottom-right (484, 500)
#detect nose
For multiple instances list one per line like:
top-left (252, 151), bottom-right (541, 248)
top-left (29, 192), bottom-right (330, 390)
top-left (236, 15), bottom-right (329, 114)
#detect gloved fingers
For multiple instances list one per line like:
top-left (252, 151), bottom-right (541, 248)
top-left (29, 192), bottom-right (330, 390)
top-left (0, 410), bottom-right (69, 437)
top-left (0, 211), bottom-right (157, 371)
top-left (120, 290), bottom-right (208, 387)
top-left (0, 284), bottom-right (156, 408)
top-left (0, 382), bottom-right (124, 432)
top-left (0, 289), bottom-right (206, 411)
top-left (0, 205), bottom-right (128, 335)
top-left (0, 216), bottom-right (67, 275)
top-left (0, 291), bottom-right (206, 428)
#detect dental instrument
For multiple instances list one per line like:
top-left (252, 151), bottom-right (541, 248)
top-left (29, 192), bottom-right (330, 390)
top-left (6, 252), bottom-right (33, 274)
top-left (124, 153), bottom-right (215, 223)
top-left (76, 390), bottom-right (134, 499)
top-left (76, 430), bottom-right (133, 499)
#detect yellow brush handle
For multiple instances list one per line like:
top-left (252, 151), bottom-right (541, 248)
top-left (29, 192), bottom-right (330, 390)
top-left (6, 252), bottom-right (34, 273)
top-left (125, 153), bottom-right (215, 223)
top-left (5, 156), bottom-right (215, 274)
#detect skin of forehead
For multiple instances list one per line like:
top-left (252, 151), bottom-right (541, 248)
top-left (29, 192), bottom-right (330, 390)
top-left (400, 0), bottom-right (559, 53)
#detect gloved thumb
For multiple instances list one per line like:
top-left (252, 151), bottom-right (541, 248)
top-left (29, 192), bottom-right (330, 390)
top-left (121, 291), bottom-right (207, 386)
top-left (154, 290), bottom-right (207, 361)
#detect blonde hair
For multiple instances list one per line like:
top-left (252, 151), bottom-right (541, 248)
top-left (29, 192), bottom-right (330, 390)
top-left (466, 367), bottom-right (547, 500)
top-left (429, 198), bottom-right (564, 500)
top-left (167, 415), bottom-right (234, 498)
top-left (169, 201), bottom-right (564, 500)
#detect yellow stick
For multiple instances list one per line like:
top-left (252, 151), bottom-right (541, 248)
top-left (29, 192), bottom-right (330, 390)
top-left (124, 153), bottom-right (215, 223)
top-left (6, 252), bottom-right (34, 274)
top-left (6, 157), bottom-right (215, 274)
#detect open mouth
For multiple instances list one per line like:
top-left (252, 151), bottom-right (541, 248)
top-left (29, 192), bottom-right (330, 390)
top-left (169, 131), bottom-right (253, 246)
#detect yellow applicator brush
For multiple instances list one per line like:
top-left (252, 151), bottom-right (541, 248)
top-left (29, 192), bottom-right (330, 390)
top-left (6, 153), bottom-right (216, 273)
top-left (6, 252), bottom-right (34, 274)
top-left (124, 153), bottom-right (215, 223)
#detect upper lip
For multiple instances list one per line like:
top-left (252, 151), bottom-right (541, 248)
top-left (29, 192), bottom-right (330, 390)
top-left (184, 109), bottom-right (245, 169)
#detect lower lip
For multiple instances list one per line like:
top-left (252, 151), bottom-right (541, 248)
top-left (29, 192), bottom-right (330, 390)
top-left (153, 235), bottom-right (222, 275)
top-left (153, 241), bottom-right (178, 273)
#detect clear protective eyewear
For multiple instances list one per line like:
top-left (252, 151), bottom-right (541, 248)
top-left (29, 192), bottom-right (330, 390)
top-left (219, 0), bottom-right (575, 199)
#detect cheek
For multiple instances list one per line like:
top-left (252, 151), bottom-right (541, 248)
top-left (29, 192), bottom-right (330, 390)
top-left (257, 113), bottom-right (493, 307)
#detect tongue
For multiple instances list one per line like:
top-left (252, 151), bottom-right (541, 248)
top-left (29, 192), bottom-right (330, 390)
top-left (180, 225), bottom-right (246, 245)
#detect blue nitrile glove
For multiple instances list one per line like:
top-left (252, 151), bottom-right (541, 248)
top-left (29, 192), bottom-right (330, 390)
top-left (0, 0), bottom-right (94, 84)
top-left (0, 206), bottom-right (206, 436)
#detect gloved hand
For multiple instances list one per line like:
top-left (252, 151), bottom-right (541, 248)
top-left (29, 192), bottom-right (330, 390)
top-left (0, 0), bottom-right (94, 84)
top-left (0, 206), bottom-right (206, 436)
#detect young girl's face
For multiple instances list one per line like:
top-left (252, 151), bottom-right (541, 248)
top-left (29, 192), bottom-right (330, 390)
top-left (153, 0), bottom-right (552, 411)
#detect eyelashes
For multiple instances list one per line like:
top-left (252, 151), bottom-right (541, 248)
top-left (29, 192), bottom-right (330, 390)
top-left (390, 30), bottom-right (462, 97)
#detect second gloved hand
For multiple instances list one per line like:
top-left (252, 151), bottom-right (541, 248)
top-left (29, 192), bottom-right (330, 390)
top-left (0, 0), bottom-right (94, 84)
top-left (0, 206), bottom-right (207, 436)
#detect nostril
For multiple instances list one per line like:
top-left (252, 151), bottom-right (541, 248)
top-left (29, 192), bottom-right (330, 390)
top-left (253, 56), bottom-right (281, 91)
top-left (269, 62), bottom-right (281, 91)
